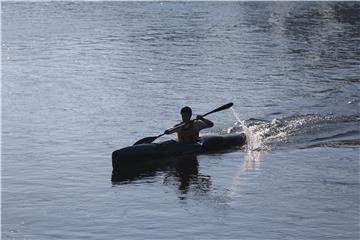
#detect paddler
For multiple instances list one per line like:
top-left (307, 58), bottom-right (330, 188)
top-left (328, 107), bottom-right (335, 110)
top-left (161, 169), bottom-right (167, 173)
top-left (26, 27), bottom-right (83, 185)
top-left (165, 106), bottom-right (214, 144)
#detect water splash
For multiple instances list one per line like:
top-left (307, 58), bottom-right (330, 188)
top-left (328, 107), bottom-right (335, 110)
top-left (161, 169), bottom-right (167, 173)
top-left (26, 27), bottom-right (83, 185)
top-left (229, 107), bottom-right (266, 152)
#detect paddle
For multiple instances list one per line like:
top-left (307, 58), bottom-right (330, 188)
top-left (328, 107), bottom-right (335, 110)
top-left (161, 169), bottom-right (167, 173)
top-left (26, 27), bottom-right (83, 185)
top-left (133, 102), bottom-right (234, 145)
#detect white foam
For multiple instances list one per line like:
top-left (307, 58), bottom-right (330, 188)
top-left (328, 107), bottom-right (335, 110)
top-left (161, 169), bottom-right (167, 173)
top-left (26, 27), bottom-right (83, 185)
top-left (230, 107), bottom-right (266, 152)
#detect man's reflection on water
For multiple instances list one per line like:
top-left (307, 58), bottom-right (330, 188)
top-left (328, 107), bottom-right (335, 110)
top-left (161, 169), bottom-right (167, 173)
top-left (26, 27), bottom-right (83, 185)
top-left (111, 155), bottom-right (211, 198)
top-left (163, 155), bottom-right (211, 198)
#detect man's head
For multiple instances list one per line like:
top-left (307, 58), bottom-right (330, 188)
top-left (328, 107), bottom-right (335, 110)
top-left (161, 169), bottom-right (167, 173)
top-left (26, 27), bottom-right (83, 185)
top-left (180, 106), bottom-right (192, 123)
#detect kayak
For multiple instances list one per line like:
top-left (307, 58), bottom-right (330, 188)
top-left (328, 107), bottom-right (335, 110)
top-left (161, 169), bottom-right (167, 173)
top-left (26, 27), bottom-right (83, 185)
top-left (112, 133), bottom-right (246, 175)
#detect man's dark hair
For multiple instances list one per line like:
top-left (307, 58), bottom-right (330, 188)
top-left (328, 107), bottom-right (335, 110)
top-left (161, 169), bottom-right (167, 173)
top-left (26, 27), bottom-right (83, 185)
top-left (180, 106), bottom-right (192, 115)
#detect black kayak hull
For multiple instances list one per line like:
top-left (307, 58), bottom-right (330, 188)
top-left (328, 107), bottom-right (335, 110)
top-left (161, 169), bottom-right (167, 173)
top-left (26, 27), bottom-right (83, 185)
top-left (112, 133), bottom-right (246, 174)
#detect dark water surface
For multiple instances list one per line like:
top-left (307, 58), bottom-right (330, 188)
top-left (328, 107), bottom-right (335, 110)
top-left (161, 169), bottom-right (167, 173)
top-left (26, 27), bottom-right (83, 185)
top-left (2, 2), bottom-right (360, 239)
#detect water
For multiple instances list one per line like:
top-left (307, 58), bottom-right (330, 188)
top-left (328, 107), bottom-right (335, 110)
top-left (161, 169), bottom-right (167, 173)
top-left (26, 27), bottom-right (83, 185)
top-left (2, 1), bottom-right (360, 239)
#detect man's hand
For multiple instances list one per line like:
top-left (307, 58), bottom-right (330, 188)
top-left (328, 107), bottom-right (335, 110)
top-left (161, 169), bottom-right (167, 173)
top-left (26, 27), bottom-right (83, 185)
top-left (196, 115), bottom-right (204, 120)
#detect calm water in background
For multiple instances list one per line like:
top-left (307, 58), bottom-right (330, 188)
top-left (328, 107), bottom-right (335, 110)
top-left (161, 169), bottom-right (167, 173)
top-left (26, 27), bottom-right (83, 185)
top-left (2, 1), bottom-right (360, 239)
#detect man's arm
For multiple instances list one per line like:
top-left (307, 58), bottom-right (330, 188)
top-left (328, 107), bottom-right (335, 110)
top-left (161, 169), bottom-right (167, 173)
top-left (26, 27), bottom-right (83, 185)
top-left (165, 116), bottom-right (214, 134)
top-left (164, 122), bottom-right (185, 134)
top-left (194, 115), bottom-right (214, 131)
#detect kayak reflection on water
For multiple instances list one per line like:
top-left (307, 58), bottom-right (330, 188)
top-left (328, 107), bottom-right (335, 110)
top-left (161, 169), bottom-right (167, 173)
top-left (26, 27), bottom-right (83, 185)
top-left (163, 155), bottom-right (211, 197)
top-left (111, 155), bottom-right (211, 197)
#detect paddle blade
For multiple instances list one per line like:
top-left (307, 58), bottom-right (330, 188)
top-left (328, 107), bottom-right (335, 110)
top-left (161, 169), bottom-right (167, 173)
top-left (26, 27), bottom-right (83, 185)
top-left (202, 102), bottom-right (234, 117)
top-left (133, 136), bottom-right (159, 145)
